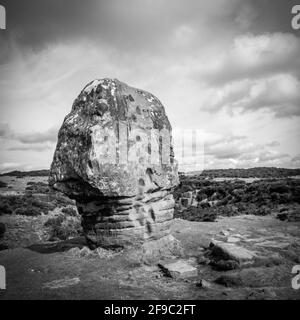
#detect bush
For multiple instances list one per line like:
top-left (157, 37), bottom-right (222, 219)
top-left (44, 214), bottom-right (82, 241)
top-left (173, 174), bottom-right (300, 223)
top-left (25, 181), bottom-right (50, 193)
top-left (196, 193), bottom-right (208, 202)
top-left (0, 191), bottom-right (70, 217)
top-left (269, 183), bottom-right (290, 194)
top-left (175, 175), bottom-right (300, 214)
top-left (174, 207), bottom-right (217, 222)
top-left (0, 203), bottom-right (13, 215)
top-left (51, 192), bottom-right (75, 207)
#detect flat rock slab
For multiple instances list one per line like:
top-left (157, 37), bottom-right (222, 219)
top-left (255, 241), bottom-right (290, 249)
top-left (43, 277), bottom-right (80, 290)
top-left (210, 240), bottom-right (256, 262)
top-left (227, 236), bottom-right (241, 243)
top-left (158, 260), bottom-right (198, 279)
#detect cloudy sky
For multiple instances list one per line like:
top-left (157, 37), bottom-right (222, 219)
top-left (0, 0), bottom-right (299, 172)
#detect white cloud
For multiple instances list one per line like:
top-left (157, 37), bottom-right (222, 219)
top-left (202, 73), bottom-right (300, 117)
top-left (195, 33), bottom-right (300, 85)
top-left (203, 133), bottom-right (291, 168)
top-left (13, 126), bottom-right (59, 144)
top-left (171, 25), bottom-right (197, 47)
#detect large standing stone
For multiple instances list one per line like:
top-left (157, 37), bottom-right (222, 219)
top-left (49, 78), bottom-right (179, 254)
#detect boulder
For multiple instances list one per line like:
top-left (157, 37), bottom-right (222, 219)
top-left (220, 230), bottom-right (230, 237)
top-left (49, 78), bottom-right (179, 253)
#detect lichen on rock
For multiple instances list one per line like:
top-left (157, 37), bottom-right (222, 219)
top-left (49, 78), bottom-right (179, 252)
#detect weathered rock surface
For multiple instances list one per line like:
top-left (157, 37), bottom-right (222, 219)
top-left (209, 240), bottom-right (256, 263)
top-left (158, 259), bottom-right (198, 279)
top-left (49, 78), bottom-right (179, 252)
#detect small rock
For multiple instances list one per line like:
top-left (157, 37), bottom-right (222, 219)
top-left (233, 233), bottom-right (243, 238)
top-left (197, 279), bottom-right (212, 289)
top-left (220, 230), bottom-right (230, 237)
top-left (68, 246), bottom-right (98, 259)
top-left (29, 268), bottom-right (42, 273)
top-left (68, 247), bottom-right (81, 257)
top-left (158, 260), bottom-right (198, 279)
top-left (79, 246), bottom-right (96, 258)
top-left (227, 236), bottom-right (240, 243)
top-left (143, 265), bottom-right (160, 272)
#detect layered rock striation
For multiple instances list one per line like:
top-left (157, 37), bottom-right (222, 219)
top-left (49, 78), bottom-right (179, 250)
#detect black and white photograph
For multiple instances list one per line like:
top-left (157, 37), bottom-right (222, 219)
top-left (0, 0), bottom-right (300, 304)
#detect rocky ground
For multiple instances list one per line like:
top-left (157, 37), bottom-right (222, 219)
top-left (0, 215), bottom-right (299, 300)
top-left (0, 173), bottom-right (300, 300)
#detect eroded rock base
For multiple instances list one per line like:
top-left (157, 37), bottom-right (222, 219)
top-left (76, 190), bottom-right (177, 253)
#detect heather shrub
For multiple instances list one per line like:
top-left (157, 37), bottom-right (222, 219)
top-left (44, 214), bottom-right (82, 241)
